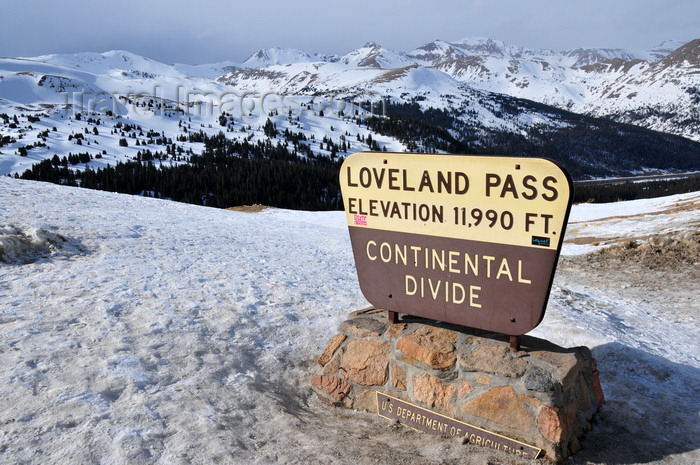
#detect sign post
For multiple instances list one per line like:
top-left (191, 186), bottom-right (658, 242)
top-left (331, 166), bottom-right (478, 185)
top-left (340, 152), bottom-right (572, 336)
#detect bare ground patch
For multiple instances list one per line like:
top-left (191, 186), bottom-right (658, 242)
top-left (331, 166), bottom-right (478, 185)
top-left (578, 230), bottom-right (700, 272)
top-left (0, 225), bottom-right (88, 264)
top-left (559, 229), bottom-right (699, 314)
top-left (565, 194), bottom-right (700, 248)
top-left (226, 204), bottom-right (273, 213)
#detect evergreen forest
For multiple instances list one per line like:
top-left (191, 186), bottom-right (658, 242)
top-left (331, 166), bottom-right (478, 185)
top-left (15, 101), bottom-right (700, 210)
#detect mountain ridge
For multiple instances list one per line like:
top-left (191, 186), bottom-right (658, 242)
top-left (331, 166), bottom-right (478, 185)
top-left (1, 36), bottom-right (699, 201)
top-left (216, 37), bottom-right (698, 141)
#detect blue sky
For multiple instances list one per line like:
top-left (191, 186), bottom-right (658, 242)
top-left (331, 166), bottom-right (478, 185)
top-left (1, 0), bottom-right (697, 64)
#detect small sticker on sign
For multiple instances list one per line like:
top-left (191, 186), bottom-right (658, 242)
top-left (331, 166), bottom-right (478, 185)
top-left (354, 215), bottom-right (368, 226)
top-left (531, 236), bottom-right (551, 247)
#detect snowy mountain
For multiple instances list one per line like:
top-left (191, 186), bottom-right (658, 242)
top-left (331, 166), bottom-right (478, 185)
top-left (340, 42), bottom-right (416, 69)
top-left (242, 47), bottom-right (338, 67)
top-left (579, 39), bottom-right (700, 139)
top-left (3, 36), bottom-right (696, 142)
top-left (215, 37), bottom-right (700, 145)
top-left (400, 37), bottom-right (700, 140)
top-left (562, 47), bottom-right (644, 68)
top-left (1, 176), bottom-right (698, 464)
top-left (1, 37), bottom-right (699, 193)
top-left (423, 37), bottom-right (542, 62)
top-left (645, 39), bottom-right (691, 61)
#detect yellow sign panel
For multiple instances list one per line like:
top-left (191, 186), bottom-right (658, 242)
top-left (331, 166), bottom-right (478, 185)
top-left (340, 152), bottom-right (571, 249)
top-left (340, 152), bottom-right (573, 335)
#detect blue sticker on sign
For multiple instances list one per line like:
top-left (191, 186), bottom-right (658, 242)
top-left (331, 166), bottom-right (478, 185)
top-left (532, 236), bottom-right (551, 247)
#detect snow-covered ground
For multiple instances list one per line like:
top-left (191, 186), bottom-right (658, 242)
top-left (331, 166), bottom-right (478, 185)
top-left (1, 178), bottom-right (698, 464)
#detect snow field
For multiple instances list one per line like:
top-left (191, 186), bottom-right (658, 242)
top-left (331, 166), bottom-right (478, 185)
top-left (1, 178), bottom-right (698, 464)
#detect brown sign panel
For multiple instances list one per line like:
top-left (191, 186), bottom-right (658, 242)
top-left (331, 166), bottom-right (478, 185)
top-left (340, 152), bottom-right (572, 335)
top-left (376, 392), bottom-right (542, 459)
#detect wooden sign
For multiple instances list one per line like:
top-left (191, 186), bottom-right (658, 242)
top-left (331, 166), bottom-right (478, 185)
top-left (340, 152), bottom-right (572, 335)
top-left (376, 392), bottom-right (542, 459)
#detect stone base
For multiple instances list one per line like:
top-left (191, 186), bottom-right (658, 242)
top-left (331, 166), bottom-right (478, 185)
top-left (311, 308), bottom-right (604, 463)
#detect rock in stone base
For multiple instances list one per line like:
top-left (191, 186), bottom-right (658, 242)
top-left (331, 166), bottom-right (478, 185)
top-left (310, 308), bottom-right (604, 463)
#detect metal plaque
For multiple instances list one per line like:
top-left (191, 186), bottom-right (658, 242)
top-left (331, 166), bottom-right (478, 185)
top-left (340, 152), bottom-right (572, 335)
top-left (376, 392), bottom-right (542, 459)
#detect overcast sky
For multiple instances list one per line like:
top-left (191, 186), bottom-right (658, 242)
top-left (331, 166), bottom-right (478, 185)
top-left (1, 0), bottom-right (697, 64)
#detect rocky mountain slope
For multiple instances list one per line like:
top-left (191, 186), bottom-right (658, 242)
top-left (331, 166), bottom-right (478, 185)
top-left (224, 37), bottom-right (698, 141)
top-left (1, 37), bottom-right (698, 199)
